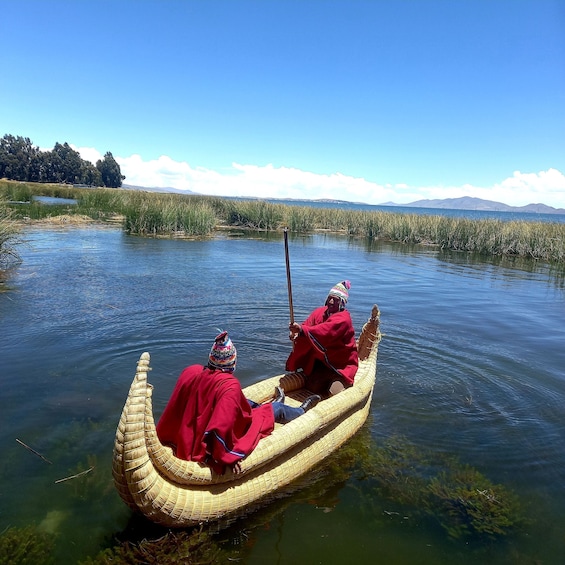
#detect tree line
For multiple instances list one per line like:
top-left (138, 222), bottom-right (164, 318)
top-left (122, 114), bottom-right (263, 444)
top-left (0, 134), bottom-right (125, 188)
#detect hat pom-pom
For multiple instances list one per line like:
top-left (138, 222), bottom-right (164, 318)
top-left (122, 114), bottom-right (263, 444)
top-left (215, 330), bottom-right (228, 344)
top-left (343, 280), bottom-right (351, 290)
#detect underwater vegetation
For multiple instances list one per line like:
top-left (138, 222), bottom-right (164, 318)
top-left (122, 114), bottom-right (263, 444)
top-left (360, 434), bottom-right (525, 540)
top-left (79, 526), bottom-right (224, 565)
top-left (0, 411), bottom-right (526, 564)
top-left (0, 525), bottom-right (56, 565)
top-left (77, 431), bottom-right (525, 563)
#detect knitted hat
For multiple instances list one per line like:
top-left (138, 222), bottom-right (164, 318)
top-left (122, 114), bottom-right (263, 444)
top-left (208, 331), bottom-right (237, 372)
top-left (327, 280), bottom-right (351, 306)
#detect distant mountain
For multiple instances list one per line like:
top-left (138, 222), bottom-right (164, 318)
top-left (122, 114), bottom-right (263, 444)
top-left (382, 196), bottom-right (565, 215)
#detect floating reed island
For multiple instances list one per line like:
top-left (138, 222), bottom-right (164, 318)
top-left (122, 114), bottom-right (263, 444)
top-left (2, 179), bottom-right (565, 264)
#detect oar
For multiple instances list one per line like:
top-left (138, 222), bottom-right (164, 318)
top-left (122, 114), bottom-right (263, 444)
top-left (283, 227), bottom-right (295, 324)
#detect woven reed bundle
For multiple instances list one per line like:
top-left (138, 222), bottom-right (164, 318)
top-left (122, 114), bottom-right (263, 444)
top-left (113, 305), bottom-right (380, 527)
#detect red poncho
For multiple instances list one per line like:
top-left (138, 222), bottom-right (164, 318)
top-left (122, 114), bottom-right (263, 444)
top-left (286, 306), bottom-right (358, 386)
top-left (156, 365), bottom-right (274, 474)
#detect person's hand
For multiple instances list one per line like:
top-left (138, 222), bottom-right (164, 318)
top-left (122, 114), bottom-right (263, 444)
top-left (289, 322), bottom-right (302, 341)
top-left (231, 461), bottom-right (242, 475)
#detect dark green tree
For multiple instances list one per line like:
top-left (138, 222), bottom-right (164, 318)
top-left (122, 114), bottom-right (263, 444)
top-left (96, 151), bottom-right (125, 187)
top-left (30, 151), bottom-right (52, 183)
top-left (43, 145), bottom-right (64, 183)
top-left (1, 133), bottom-right (124, 187)
top-left (50, 142), bottom-right (83, 184)
top-left (80, 161), bottom-right (102, 186)
top-left (0, 134), bottom-right (39, 181)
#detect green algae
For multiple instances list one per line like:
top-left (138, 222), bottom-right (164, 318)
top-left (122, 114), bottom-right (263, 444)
top-left (360, 434), bottom-right (525, 540)
top-left (0, 525), bottom-right (56, 565)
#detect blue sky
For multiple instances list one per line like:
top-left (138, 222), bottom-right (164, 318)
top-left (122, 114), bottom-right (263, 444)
top-left (1, 0), bottom-right (564, 208)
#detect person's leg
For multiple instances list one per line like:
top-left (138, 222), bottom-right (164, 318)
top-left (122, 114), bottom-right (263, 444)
top-left (248, 399), bottom-right (260, 408)
top-left (272, 395), bottom-right (321, 424)
top-left (272, 402), bottom-right (303, 424)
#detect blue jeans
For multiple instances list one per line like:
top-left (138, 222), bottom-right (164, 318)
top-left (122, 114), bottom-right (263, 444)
top-left (248, 400), bottom-right (304, 424)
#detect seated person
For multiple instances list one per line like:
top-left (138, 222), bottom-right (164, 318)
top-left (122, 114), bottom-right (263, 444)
top-left (157, 331), bottom-right (320, 474)
top-left (286, 280), bottom-right (359, 397)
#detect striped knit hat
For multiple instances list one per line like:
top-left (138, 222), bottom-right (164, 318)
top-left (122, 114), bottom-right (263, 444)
top-left (327, 280), bottom-right (351, 307)
top-left (208, 331), bottom-right (237, 372)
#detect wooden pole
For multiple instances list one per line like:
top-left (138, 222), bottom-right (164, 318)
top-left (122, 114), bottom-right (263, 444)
top-left (283, 227), bottom-right (295, 324)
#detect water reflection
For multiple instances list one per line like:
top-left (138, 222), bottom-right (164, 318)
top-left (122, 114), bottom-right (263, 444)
top-left (357, 234), bottom-right (565, 289)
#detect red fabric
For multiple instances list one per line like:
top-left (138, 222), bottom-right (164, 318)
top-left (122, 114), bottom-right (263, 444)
top-left (156, 365), bottom-right (274, 474)
top-left (286, 306), bottom-right (358, 386)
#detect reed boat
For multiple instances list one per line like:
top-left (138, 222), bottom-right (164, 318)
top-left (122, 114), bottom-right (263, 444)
top-left (112, 304), bottom-right (381, 528)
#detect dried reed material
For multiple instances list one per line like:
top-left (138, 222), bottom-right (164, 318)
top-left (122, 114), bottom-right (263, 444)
top-left (15, 438), bottom-right (52, 464)
top-left (55, 467), bottom-right (94, 483)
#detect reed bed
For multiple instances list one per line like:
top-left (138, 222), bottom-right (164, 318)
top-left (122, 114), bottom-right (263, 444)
top-left (122, 193), bottom-right (216, 236)
top-left (209, 198), bottom-right (285, 230)
top-left (0, 180), bottom-right (79, 203)
top-left (2, 180), bottom-right (564, 264)
top-left (0, 203), bottom-right (21, 268)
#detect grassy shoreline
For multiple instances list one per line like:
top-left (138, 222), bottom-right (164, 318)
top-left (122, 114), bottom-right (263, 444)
top-left (0, 203), bottom-right (21, 270)
top-left (2, 179), bottom-right (565, 264)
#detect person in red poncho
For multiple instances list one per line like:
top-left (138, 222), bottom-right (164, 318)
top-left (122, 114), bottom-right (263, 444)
top-left (286, 280), bottom-right (358, 397)
top-left (157, 331), bottom-right (320, 475)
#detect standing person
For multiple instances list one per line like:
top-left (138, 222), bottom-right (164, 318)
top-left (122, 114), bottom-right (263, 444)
top-left (286, 280), bottom-right (358, 397)
top-left (157, 331), bottom-right (319, 475)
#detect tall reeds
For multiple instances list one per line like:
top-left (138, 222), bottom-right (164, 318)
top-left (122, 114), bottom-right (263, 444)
top-left (2, 180), bottom-right (565, 263)
top-left (122, 192), bottom-right (216, 236)
top-left (0, 204), bottom-right (21, 269)
top-left (210, 198), bottom-right (285, 230)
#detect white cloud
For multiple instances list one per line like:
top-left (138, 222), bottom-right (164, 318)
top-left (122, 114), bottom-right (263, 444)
top-left (421, 169), bottom-right (565, 209)
top-left (74, 146), bottom-right (565, 209)
top-left (495, 169), bottom-right (565, 206)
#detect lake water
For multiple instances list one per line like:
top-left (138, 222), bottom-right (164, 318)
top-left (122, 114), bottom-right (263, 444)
top-left (1, 225), bottom-right (564, 564)
top-left (261, 197), bottom-right (565, 224)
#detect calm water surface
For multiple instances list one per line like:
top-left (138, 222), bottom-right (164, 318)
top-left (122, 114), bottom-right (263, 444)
top-left (1, 226), bottom-right (564, 564)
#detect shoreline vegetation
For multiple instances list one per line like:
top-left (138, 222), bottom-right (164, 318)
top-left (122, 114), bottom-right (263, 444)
top-left (1, 179), bottom-right (565, 265)
top-left (0, 203), bottom-right (21, 270)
